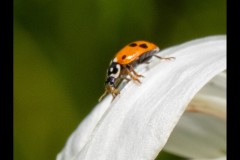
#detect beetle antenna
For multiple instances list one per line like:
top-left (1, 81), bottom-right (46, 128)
top-left (98, 90), bottom-right (108, 102)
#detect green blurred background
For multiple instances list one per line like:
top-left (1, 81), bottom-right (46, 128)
top-left (14, 0), bottom-right (226, 159)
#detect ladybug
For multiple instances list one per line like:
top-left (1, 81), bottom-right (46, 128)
top-left (98, 40), bottom-right (174, 102)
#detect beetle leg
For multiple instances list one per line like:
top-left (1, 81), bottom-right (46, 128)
top-left (128, 65), bottom-right (144, 78)
top-left (120, 75), bottom-right (131, 81)
top-left (144, 61), bottom-right (151, 64)
top-left (98, 86), bottom-right (120, 102)
top-left (154, 55), bottom-right (175, 60)
top-left (122, 65), bottom-right (142, 84)
top-left (110, 87), bottom-right (120, 101)
top-left (112, 88), bottom-right (120, 95)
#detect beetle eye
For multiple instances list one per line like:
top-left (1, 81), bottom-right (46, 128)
top-left (106, 76), bottom-right (115, 85)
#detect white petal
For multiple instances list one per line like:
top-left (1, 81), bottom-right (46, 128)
top-left (192, 156), bottom-right (226, 160)
top-left (187, 71), bottom-right (226, 119)
top-left (163, 71), bottom-right (226, 158)
top-left (57, 36), bottom-right (226, 160)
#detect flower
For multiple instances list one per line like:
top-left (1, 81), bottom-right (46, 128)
top-left (57, 35), bottom-right (226, 160)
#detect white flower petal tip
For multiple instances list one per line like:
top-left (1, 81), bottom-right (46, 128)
top-left (57, 35), bottom-right (226, 160)
top-left (187, 71), bottom-right (226, 119)
top-left (163, 71), bottom-right (226, 159)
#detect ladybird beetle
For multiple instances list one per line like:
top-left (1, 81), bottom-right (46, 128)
top-left (98, 40), bottom-right (174, 102)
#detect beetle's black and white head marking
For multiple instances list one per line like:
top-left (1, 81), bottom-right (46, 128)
top-left (105, 61), bottom-right (121, 86)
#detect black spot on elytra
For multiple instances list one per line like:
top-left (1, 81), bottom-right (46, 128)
top-left (122, 55), bottom-right (126, 59)
top-left (139, 43), bottom-right (148, 48)
top-left (129, 43), bottom-right (137, 47)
